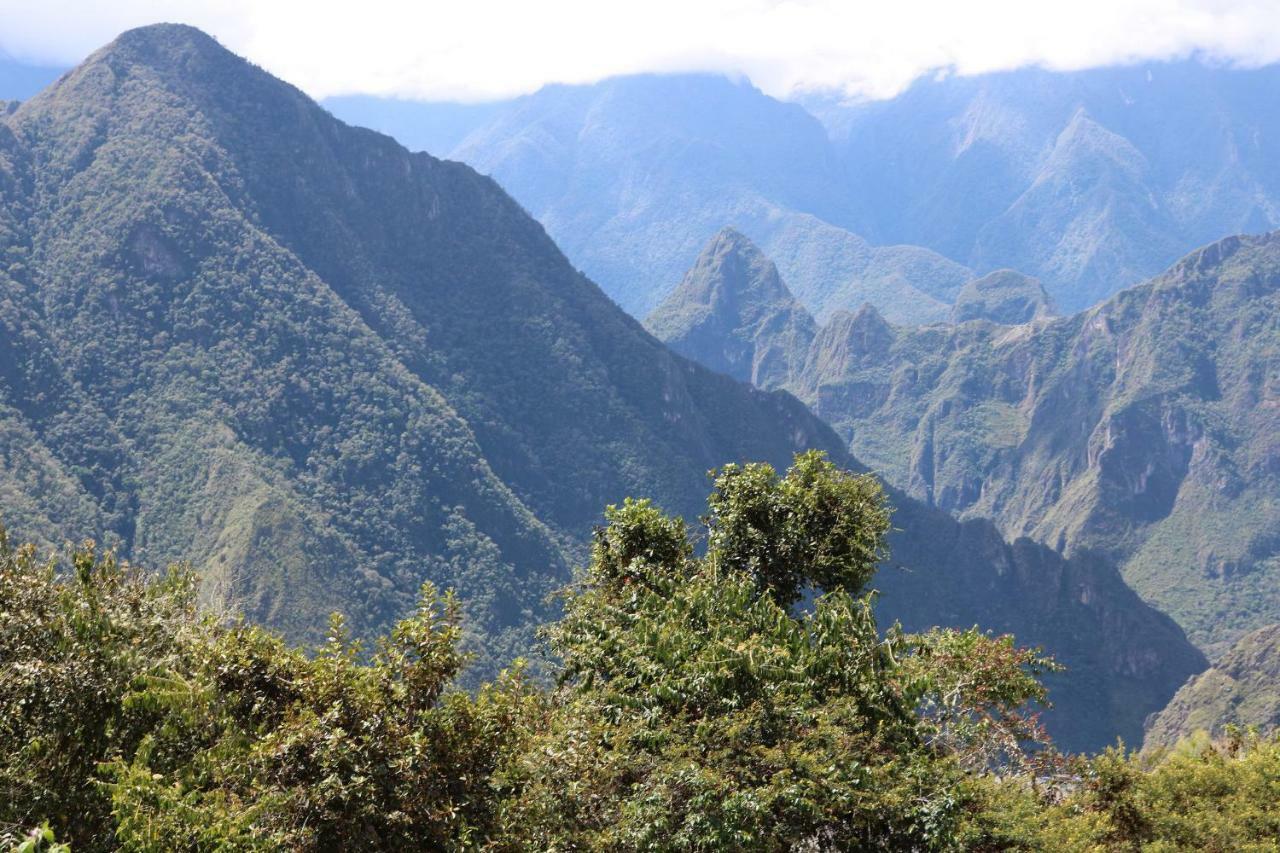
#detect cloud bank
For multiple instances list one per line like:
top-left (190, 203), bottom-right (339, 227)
top-left (1, 0), bottom-right (1278, 101)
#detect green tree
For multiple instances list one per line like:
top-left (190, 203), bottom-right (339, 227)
top-left (0, 528), bottom-right (201, 848)
top-left (494, 452), bottom-right (1053, 850)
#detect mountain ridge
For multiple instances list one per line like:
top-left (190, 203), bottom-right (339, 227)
top-left (651, 227), bottom-right (1280, 659)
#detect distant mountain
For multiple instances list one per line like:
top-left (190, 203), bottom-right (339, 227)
top-left (0, 26), bottom-right (1204, 752)
top-left (336, 61), bottom-right (1280, 320)
top-left (1145, 624), bottom-right (1280, 750)
top-left (358, 73), bottom-right (972, 322)
top-left (0, 53), bottom-right (66, 102)
top-left (646, 227), bottom-right (816, 386)
top-left (950, 269), bottom-right (1053, 325)
top-left (816, 61), bottom-right (1280, 312)
top-left (652, 229), bottom-right (1280, 659)
top-left (323, 95), bottom-right (507, 157)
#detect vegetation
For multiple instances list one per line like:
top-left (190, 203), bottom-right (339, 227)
top-left (3, 454), bottom-right (1276, 850)
top-left (1145, 624), bottom-right (1280, 750)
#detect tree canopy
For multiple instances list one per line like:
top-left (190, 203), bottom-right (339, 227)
top-left (2, 453), bottom-right (1278, 850)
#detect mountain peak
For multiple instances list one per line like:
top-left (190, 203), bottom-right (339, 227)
top-left (950, 269), bottom-right (1053, 324)
top-left (0, 23), bottom-right (850, 668)
top-left (112, 22), bottom-right (221, 49)
top-left (845, 302), bottom-right (893, 342)
top-left (82, 23), bottom-right (231, 77)
top-left (646, 228), bottom-right (816, 386)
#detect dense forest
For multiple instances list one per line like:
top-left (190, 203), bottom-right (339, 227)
top-left (4, 454), bottom-right (1279, 850)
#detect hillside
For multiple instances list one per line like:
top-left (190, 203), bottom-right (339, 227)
top-left (1145, 624), bottom-right (1280, 750)
top-left (652, 229), bottom-right (1280, 658)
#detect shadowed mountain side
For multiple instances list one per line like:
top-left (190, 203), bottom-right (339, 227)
top-left (876, 492), bottom-right (1205, 753)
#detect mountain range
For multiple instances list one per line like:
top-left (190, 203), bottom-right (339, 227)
top-left (329, 60), bottom-right (1280, 323)
top-left (331, 74), bottom-right (974, 323)
top-left (0, 24), bottom-right (1208, 751)
top-left (648, 227), bottom-right (1280, 665)
top-left (813, 61), bottom-right (1280, 312)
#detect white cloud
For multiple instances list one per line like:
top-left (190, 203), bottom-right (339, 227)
top-left (0, 0), bottom-right (1278, 101)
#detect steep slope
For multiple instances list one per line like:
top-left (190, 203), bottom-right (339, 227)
top-left (1145, 624), bottom-right (1280, 750)
top-left (0, 25), bottom-right (839, 668)
top-left (820, 60), bottom-right (1280, 311)
top-left (645, 227), bottom-right (816, 386)
top-left (440, 74), bottom-right (971, 321)
top-left (662, 230), bottom-right (1280, 658)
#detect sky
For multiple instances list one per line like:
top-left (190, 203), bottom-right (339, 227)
top-left (1, 0), bottom-right (1278, 102)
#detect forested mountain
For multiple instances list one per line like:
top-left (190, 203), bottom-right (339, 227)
top-left (814, 60), bottom-right (1280, 312)
top-left (330, 74), bottom-right (972, 322)
top-left (645, 227), bottom-right (817, 387)
top-left (0, 24), bottom-right (839, 672)
top-left (0, 24), bottom-right (1205, 751)
top-left (651, 229), bottom-right (1280, 659)
top-left (1146, 623), bottom-right (1280, 749)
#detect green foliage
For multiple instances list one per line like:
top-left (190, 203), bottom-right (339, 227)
top-left (0, 523), bottom-right (536, 851)
top-left (3, 823), bottom-right (71, 853)
top-left (896, 628), bottom-right (1060, 774)
top-left (1031, 733), bottom-right (1280, 850)
top-left (0, 527), bottom-right (202, 848)
top-left (4, 452), bottom-right (1280, 849)
top-left (496, 453), bottom-right (1051, 850)
top-left (706, 451), bottom-right (890, 605)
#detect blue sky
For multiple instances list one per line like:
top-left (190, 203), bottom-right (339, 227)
top-left (0, 0), bottom-right (1278, 101)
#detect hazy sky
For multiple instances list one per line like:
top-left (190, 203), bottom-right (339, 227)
top-left (1, 0), bottom-right (1278, 101)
